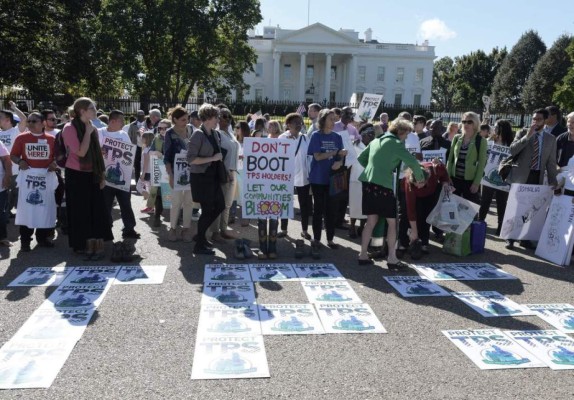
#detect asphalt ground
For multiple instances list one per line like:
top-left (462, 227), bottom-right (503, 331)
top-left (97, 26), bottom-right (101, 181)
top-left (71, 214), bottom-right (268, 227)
top-left (0, 192), bottom-right (573, 400)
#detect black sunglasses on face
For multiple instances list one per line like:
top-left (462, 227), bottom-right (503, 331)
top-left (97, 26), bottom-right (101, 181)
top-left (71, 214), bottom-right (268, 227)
top-left (461, 120), bottom-right (473, 125)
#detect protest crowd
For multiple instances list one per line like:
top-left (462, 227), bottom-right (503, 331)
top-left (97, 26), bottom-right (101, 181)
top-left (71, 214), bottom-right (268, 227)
top-left (1, 98), bottom-right (573, 268)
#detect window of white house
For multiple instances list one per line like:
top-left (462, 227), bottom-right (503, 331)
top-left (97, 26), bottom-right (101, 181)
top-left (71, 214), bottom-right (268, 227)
top-left (255, 63), bottom-right (263, 78)
top-left (415, 68), bottom-right (424, 82)
top-left (377, 66), bottom-right (385, 81)
top-left (394, 93), bottom-right (402, 106)
top-left (358, 66), bottom-right (366, 81)
top-left (283, 89), bottom-right (291, 100)
top-left (396, 67), bottom-right (404, 83)
top-left (306, 65), bottom-right (314, 80)
top-left (283, 64), bottom-right (292, 81)
top-left (330, 91), bottom-right (336, 102)
top-left (255, 89), bottom-right (263, 101)
top-left (331, 66), bottom-right (337, 81)
top-left (414, 94), bottom-right (421, 106)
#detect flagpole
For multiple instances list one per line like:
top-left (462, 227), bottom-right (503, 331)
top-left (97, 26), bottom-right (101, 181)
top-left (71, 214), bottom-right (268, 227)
top-left (307, 0), bottom-right (310, 26)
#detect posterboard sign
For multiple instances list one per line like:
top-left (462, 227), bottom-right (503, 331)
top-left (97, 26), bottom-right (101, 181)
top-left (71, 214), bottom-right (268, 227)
top-left (204, 264), bottom-right (253, 283)
top-left (41, 283), bottom-right (112, 310)
top-left (354, 93), bottom-right (383, 122)
top-left (500, 184), bottom-right (553, 240)
top-left (301, 281), bottom-right (362, 304)
top-left (383, 276), bottom-right (451, 297)
top-left (249, 263), bottom-right (298, 282)
top-left (60, 266), bottom-right (120, 286)
top-left (481, 142), bottom-right (511, 192)
top-left (8, 266), bottom-right (75, 287)
top-left (442, 329), bottom-right (545, 370)
top-left (173, 151), bottom-right (190, 191)
top-left (535, 195), bottom-right (574, 266)
top-left (0, 339), bottom-right (78, 389)
top-left (191, 335), bottom-right (270, 380)
top-left (151, 155), bottom-right (168, 187)
top-left (315, 303), bottom-right (387, 334)
top-left (114, 265), bottom-right (167, 285)
top-left (258, 304), bottom-right (325, 335)
top-left (196, 304), bottom-right (261, 337)
top-left (505, 330), bottom-right (574, 370)
top-left (453, 263), bottom-right (517, 280)
top-left (102, 136), bottom-right (136, 192)
top-left (452, 291), bottom-right (534, 318)
top-left (202, 281), bottom-right (256, 306)
top-left (421, 149), bottom-right (447, 163)
top-left (241, 138), bottom-right (296, 219)
top-left (412, 263), bottom-right (473, 281)
top-left (160, 182), bottom-right (172, 209)
top-left (524, 304), bottom-right (574, 334)
top-left (292, 263), bottom-right (345, 281)
top-left (0, 130), bottom-right (19, 175)
top-left (12, 307), bottom-right (94, 342)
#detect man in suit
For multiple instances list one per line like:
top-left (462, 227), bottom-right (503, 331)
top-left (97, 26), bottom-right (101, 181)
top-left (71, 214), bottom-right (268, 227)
top-left (506, 108), bottom-right (558, 249)
top-left (545, 105), bottom-right (566, 137)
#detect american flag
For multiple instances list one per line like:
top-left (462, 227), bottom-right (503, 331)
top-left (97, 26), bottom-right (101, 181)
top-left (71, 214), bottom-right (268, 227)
top-left (296, 103), bottom-right (306, 115)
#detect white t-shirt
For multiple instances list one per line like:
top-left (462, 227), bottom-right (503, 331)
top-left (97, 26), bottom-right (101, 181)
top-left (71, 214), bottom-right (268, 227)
top-left (0, 141), bottom-right (9, 192)
top-left (98, 128), bottom-right (131, 145)
top-left (279, 131), bottom-right (309, 187)
top-left (44, 129), bottom-right (60, 136)
top-left (16, 168), bottom-right (58, 228)
top-left (0, 126), bottom-right (21, 175)
top-left (399, 132), bottom-right (422, 179)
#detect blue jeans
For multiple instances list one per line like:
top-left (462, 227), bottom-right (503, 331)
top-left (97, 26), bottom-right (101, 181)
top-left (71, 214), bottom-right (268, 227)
top-left (0, 190), bottom-right (7, 240)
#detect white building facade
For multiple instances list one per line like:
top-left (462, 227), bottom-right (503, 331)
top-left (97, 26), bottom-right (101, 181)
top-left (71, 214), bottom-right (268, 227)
top-left (238, 23), bottom-right (436, 106)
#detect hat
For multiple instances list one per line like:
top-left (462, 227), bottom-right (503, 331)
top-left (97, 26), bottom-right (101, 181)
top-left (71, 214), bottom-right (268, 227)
top-left (189, 110), bottom-right (199, 119)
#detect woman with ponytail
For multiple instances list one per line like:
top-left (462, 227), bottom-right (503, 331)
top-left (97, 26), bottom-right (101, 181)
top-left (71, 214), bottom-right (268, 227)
top-left (61, 97), bottom-right (112, 259)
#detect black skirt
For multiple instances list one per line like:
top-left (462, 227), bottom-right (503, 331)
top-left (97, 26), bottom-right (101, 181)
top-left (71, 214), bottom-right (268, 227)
top-left (362, 181), bottom-right (397, 218)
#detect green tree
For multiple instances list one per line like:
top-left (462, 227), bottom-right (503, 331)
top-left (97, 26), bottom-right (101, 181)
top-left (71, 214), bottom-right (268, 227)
top-left (98, 0), bottom-right (262, 109)
top-left (491, 30), bottom-right (546, 111)
top-left (522, 35), bottom-right (573, 112)
top-left (431, 57), bottom-right (455, 110)
top-left (553, 38), bottom-right (574, 110)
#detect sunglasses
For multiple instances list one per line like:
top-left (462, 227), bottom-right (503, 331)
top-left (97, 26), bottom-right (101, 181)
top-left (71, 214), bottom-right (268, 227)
top-left (27, 119), bottom-right (41, 124)
top-left (158, 127), bottom-right (167, 131)
top-left (461, 120), bottom-right (474, 125)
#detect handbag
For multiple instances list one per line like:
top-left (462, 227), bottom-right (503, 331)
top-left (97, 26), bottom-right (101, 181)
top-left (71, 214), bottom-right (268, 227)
top-left (329, 157), bottom-right (349, 197)
top-left (201, 128), bottom-right (231, 184)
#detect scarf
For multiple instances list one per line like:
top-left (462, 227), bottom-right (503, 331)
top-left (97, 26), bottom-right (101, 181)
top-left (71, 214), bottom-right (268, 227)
top-left (72, 118), bottom-right (105, 183)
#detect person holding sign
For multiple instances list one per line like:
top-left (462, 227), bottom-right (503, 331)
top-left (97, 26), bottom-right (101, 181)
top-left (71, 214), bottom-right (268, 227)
top-left (358, 118), bottom-right (425, 268)
top-left (187, 104), bottom-right (226, 255)
top-left (61, 98), bottom-right (112, 258)
top-left (307, 109), bottom-right (347, 257)
top-left (146, 119), bottom-right (171, 227)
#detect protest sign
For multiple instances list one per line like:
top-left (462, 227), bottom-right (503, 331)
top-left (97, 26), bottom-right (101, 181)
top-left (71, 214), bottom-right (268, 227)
top-left (241, 138), bottom-right (295, 219)
top-left (292, 263), bottom-right (345, 281)
top-left (160, 182), bottom-right (172, 209)
top-left (196, 304), bottom-right (261, 337)
top-left (481, 142), bottom-right (511, 192)
top-left (249, 263), bottom-right (298, 282)
top-left (101, 136), bottom-right (136, 192)
top-left (0, 129), bottom-right (19, 174)
top-left (301, 280), bottom-right (362, 304)
top-left (452, 263), bottom-right (517, 280)
top-left (315, 303), bottom-right (387, 334)
top-left (204, 264), bottom-right (253, 283)
top-left (202, 281), bottom-right (256, 306)
top-left (505, 330), bottom-right (574, 370)
top-left (452, 291), bottom-right (534, 318)
top-left (258, 304), bottom-right (325, 335)
top-left (354, 93), bottom-right (383, 122)
top-left (524, 304), bottom-right (574, 334)
top-left (383, 276), bottom-right (451, 297)
top-left (151, 155), bottom-right (168, 187)
top-left (421, 149), bottom-right (447, 163)
top-left (442, 329), bottom-right (545, 370)
top-left (412, 263), bottom-right (473, 281)
top-left (60, 266), bottom-right (120, 286)
top-left (173, 151), bottom-right (190, 191)
top-left (191, 335), bottom-right (269, 379)
top-left (114, 265), bottom-right (167, 285)
top-left (500, 184), bottom-right (553, 240)
top-left (535, 195), bottom-right (574, 266)
top-left (12, 307), bottom-right (94, 342)
top-left (426, 190), bottom-right (479, 235)
top-left (8, 266), bottom-right (74, 287)
top-left (42, 283), bottom-right (112, 310)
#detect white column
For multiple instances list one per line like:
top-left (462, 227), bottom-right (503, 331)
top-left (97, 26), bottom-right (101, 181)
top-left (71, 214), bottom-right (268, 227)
top-left (341, 63), bottom-right (347, 103)
top-left (298, 52), bottom-right (307, 101)
top-left (323, 53), bottom-right (332, 103)
top-left (348, 54), bottom-right (357, 102)
top-left (273, 51), bottom-right (281, 100)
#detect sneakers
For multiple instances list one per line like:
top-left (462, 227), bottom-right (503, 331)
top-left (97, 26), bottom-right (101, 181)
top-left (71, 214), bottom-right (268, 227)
top-left (191, 210), bottom-right (201, 221)
top-left (300, 231), bottom-right (311, 240)
top-left (409, 240), bottom-right (423, 260)
top-left (140, 207), bottom-right (154, 214)
top-left (168, 228), bottom-right (179, 242)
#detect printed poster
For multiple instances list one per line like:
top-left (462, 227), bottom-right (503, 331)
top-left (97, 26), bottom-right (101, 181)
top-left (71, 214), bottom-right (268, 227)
top-left (160, 181), bottom-right (172, 209)
top-left (292, 263), bottom-right (345, 281)
top-left (204, 264), bottom-right (253, 283)
top-left (191, 335), bottom-right (270, 380)
top-left (8, 266), bottom-right (75, 287)
top-left (412, 263), bottom-right (473, 281)
top-left (241, 138), bottom-right (296, 219)
top-left (258, 304), bottom-right (324, 335)
top-left (354, 93), bottom-right (383, 122)
top-left (452, 291), bottom-right (534, 318)
top-left (202, 281), bottom-right (257, 306)
top-left (114, 265), bottom-right (167, 285)
top-left (60, 266), bottom-right (120, 286)
top-left (535, 195), bottom-right (574, 266)
top-left (505, 330), bottom-right (574, 370)
top-left (383, 276), bottom-right (451, 297)
top-left (500, 184), bottom-right (553, 240)
top-left (101, 136), bottom-right (136, 192)
top-left (315, 303), bottom-right (387, 334)
top-left (151, 155), bottom-right (168, 187)
top-left (452, 263), bottom-right (517, 280)
top-left (0, 129), bottom-right (19, 175)
top-left (173, 151), bottom-right (190, 191)
top-left (301, 280), bottom-right (362, 304)
top-left (41, 283), bottom-right (112, 310)
top-left (249, 263), bottom-right (298, 282)
top-left (524, 304), bottom-right (574, 334)
top-left (442, 329), bottom-right (545, 370)
top-left (0, 339), bottom-right (78, 389)
top-left (481, 142), bottom-right (511, 192)
top-left (421, 148), bottom-right (447, 163)
top-left (12, 307), bottom-right (94, 342)
top-left (196, 304), bottom-right (261, 337)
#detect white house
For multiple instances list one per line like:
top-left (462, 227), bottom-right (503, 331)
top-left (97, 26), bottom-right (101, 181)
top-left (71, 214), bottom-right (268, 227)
top-left (237, 23), bottom-right (436, 106)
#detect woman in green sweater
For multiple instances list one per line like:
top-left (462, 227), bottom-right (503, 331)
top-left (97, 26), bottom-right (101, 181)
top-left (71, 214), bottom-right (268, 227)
top-left (358, 118), bottom-right (425, 269)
